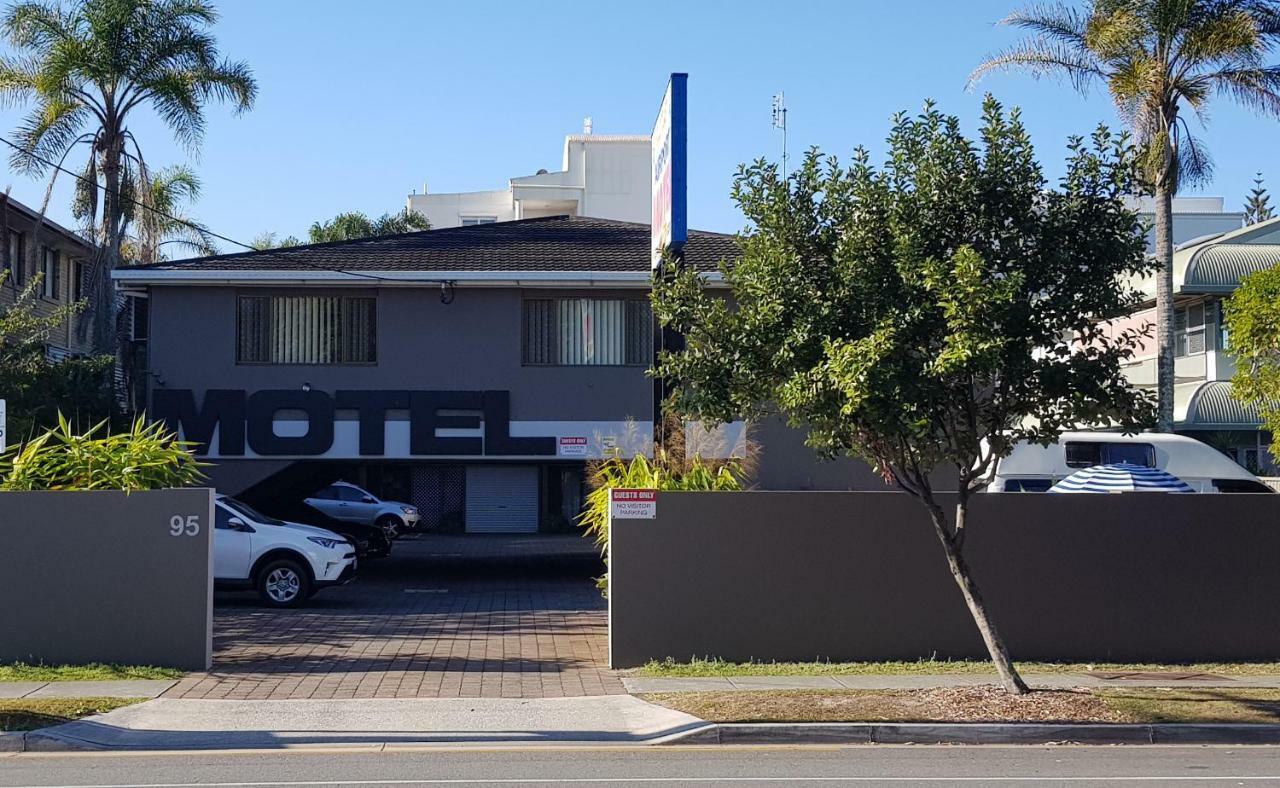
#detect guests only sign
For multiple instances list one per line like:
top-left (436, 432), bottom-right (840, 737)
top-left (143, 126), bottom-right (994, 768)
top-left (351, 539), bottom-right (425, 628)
top-left (610, 489), bottom-right (657, 520)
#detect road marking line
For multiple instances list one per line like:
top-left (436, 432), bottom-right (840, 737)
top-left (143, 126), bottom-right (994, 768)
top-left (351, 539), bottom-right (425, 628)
top-left (20, 776), bottom-right (1280, 787)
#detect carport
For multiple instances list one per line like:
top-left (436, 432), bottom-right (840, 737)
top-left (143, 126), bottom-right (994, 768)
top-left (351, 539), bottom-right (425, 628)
top-left (167, 532), bottom-right (621, 700)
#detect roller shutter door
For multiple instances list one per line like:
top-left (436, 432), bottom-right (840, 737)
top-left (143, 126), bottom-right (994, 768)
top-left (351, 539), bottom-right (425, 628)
top-left (465, 465), bottom-right (539, 533)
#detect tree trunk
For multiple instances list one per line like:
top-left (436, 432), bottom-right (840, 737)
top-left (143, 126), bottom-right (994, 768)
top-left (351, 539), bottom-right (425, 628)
top-left (92, 137), bottom-right (124, 356)
top-left (1154, 171), bottom-right (1176, 432)
top-left (926, 499), bottom-right (1029, 695)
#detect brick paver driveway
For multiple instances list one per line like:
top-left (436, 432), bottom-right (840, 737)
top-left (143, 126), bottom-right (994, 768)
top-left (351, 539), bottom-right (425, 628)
top-left (165, 534), bottom-right (623, 700)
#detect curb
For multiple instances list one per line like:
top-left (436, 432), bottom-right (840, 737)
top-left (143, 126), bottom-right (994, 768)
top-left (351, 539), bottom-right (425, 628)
top-left (0, 732), bottom-right (26, 752)
top-left (12, 722), bottom-right (1280, 752)
top-left (669, 722), bottom-right (1280, 746)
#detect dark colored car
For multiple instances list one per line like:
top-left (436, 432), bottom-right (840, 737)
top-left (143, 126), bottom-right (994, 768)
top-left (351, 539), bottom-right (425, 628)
top-left (254, 500), bottom-right (392, 560)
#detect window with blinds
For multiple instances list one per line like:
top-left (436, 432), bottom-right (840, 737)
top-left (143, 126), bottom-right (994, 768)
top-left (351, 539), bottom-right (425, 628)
top-left (522, 298), bottom-right (653, 366)
top-left (237, 295), bottom-right (377, 364)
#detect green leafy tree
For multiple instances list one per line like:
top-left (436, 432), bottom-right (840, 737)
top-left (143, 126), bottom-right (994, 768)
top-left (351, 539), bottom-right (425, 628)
top-left (1226, 264), bottom-right (1280, 460)
top-left (0, 0), bottom-right (257, 351)
top-left (308, 208), bottom-right (430, 243)
top-left (652, 99), bottom-right (1156, 694)
top-left (1244, 171), bottom-right (1276, 225)
top-left (971, 0), bottom-right (1280, 433)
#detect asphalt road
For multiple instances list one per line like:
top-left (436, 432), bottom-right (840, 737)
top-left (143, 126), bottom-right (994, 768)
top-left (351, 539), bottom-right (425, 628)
top-left (2, 745), bottom-right (1280, 787)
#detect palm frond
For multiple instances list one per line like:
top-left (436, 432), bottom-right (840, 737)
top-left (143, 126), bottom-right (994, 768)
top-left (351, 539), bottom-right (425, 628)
top-left (10, 97), bottom-right (87, 175)
top-left (1205, 64), bottom-right (1280, 116)
top-left (1172, 118), bottom-right (1215, 189)
top-left (1002, 2), bottom-right (1091, 43)
top-left (969, 38), bottom-right (1105, 91)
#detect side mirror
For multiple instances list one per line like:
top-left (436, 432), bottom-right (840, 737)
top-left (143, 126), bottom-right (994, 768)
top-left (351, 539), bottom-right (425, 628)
top-left (227, 517), bottom-right (253, 533)
top-left (362, 495), bottom-right (376, 503)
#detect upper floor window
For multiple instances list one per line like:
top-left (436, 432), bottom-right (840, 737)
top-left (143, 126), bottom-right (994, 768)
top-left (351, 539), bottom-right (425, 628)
top-left (72, 260), bottom-right (86, 303)
top-left (237, 294), bottom-right (376, 364)
top-left (4, 230), bottom-right (21, 284)
top-left (460, 216), bottom-right (497, 226)
top-left (522, 297), bottom-right (652, 366)
top-left (1174, 301), bottom-right (1219, 357)
top-left (39, 247), bottom-right (59, 299)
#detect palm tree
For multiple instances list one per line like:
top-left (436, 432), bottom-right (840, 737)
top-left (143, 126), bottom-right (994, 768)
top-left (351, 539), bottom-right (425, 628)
top-left (971, 0), bottom-right (1280, 431)
top-left (117, 165), bottom-right (218, 264)
top-left (0, 0), bottom-right (256, 352)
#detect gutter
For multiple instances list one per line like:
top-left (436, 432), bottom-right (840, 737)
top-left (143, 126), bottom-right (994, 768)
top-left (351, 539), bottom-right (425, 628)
top-left (111, 269), bottom-right (726, 288)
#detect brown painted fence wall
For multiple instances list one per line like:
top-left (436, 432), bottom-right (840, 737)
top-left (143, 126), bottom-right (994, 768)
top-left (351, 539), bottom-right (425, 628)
top-left (608, 491), bottom-right (1280, 668)
top-left (0, 488), bottom-right (214, 670)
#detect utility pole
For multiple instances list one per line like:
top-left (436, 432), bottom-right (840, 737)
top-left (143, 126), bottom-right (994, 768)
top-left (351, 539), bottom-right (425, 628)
top-left (772, 92), bottom-right (788, 179)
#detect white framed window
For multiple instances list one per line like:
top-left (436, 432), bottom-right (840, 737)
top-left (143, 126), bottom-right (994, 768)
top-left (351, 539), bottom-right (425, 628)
top-left (522, 298), bottom-right (652, 366)
top-left (460, 216), bottom-right (497, 226)
top-left (237, 294), bottom-right (376, 364)
top-left (39, 247), bottom-right (59, 299)
top-left (1174, 301), bottom-right (1217, 357)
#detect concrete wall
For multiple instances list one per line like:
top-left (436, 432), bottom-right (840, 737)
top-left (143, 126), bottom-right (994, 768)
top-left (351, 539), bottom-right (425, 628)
top-left (0, 488), bottom-right (213, 670)
top-left (609, 491), bottom-right (1280, 668)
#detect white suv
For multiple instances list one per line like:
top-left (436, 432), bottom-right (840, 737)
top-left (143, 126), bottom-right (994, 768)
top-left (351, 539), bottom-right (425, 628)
top-left (304, 482), bottom-right (420, 539)
top-left (215, 495), bottom-right (358, 607)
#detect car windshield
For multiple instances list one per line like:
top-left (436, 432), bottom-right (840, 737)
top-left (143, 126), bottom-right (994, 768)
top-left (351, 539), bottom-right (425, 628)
top-left (222, 497), bottom-right (286, 526)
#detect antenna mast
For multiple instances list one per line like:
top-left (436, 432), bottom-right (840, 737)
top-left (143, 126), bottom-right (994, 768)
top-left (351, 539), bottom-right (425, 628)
top-left (772, 91), bottom-right (788, 179)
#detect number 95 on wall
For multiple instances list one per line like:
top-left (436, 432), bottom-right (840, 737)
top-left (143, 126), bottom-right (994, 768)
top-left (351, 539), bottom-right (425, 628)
top-left (170, 514), bottom-right (201, 536)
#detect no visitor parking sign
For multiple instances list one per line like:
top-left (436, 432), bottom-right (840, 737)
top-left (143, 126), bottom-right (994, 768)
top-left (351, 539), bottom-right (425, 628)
top-left (609, 488), bottom-right (657, 520)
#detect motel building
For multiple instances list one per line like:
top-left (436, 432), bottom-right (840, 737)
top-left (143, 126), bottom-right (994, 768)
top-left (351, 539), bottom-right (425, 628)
top-left (111, 216), bottom-right (791, 534)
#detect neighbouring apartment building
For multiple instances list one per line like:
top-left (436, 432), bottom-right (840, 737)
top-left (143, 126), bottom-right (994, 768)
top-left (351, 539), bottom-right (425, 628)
top-left (0, 195), bottom-right (97, 360)
top-left (406, 125), bottom-right (650, 230)
top-left (1108, 214), bottom-right (1280, 474)
top-left (1128, 195), bottom-right (1246, 250)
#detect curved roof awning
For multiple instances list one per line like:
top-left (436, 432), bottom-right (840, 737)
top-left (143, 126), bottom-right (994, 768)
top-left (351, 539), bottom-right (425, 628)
top-left (1175, 381), bottom-right (1267, 430)
top-left (1131, 215), bottom-right (1280, 300)
top-left (1183, 244), bottom-right (1280, 293)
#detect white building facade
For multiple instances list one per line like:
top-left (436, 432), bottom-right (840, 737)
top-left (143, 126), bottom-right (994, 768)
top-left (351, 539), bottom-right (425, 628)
top-left (407, 130), bottom-right (651, 229)
top-left (1106, 210), bottom-right (1280, 474)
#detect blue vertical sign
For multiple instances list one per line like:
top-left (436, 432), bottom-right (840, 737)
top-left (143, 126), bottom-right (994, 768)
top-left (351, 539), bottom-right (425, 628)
top-left (651, 73), bottom-right (687, 270)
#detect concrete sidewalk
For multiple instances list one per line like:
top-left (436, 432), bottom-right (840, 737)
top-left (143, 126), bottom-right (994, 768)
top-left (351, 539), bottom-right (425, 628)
top-left (0, 679), bottom-right (175, 699)
top-left (24, 696), bottom-right (710, 750)
top-left (622, 673), bottom-right (1280, 693)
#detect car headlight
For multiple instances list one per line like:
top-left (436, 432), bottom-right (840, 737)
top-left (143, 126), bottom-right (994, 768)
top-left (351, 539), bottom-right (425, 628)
top-left (400, 506), bottom-right (417, 514)
top-left (308, 536), bottom-right (345, 549)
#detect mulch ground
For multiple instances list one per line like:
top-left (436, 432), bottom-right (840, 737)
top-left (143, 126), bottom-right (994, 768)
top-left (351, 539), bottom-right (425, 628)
top-left (643, 686), bottom-right (1135, 724)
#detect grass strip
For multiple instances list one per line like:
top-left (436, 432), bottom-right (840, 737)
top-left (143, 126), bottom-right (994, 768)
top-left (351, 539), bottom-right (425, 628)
top-left (0, 663), bottom-right (182, 683)
top-left (0, 697), bottom-right (140, 732)
top-left (636, 657), bottom-right (1280, 678)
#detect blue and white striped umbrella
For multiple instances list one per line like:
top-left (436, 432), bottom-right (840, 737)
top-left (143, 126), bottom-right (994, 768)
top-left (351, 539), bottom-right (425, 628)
top-left (1048, 462), bottom-right (1194, 494)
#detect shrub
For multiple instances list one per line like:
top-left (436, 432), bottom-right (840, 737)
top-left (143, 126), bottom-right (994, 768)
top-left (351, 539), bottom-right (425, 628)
top-left (0, 414), bottom-right (206, 491)
top-left (579, 451), bottom-right (745, 595)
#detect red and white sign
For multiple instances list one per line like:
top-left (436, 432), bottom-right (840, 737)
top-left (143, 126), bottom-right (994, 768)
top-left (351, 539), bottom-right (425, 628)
top-left (610, 488), bottom-right (657, 520)
top-left (559, 436), bottom-right (588, 457)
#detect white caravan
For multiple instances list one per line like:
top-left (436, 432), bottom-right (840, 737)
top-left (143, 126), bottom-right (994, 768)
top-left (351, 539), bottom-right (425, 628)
top-left (984, 431), bottom-right (1271, 493)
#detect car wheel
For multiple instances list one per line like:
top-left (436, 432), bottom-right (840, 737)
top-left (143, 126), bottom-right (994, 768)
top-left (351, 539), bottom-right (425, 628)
top-left (256, 558), bottom-right (311, 608)
top-left (375, 514), bottom-right (403, 541)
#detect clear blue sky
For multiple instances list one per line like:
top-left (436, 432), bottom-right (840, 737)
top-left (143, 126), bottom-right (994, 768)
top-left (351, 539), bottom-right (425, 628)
top-left (2, 0), bottom-right (1278, 254)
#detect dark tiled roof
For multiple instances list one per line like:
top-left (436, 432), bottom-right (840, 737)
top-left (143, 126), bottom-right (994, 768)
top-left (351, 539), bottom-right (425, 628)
top-left (132, 215), bottom-right (739, 274)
